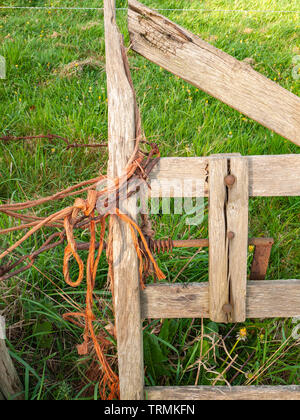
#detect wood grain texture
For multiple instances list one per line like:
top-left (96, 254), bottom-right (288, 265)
top-left (247, 154), bottom-right (300, 196)
top-left (0, 317), bottom-right (23, 400)
top-left (145, 385), bottom-right (300, 400)
top-left (141, 280), bottom-right (300, 319)
top-left (104, 0), bottom-right (144, 400)
top-left (227, 157), bottom-right (249, 322)
top-left (128, 0), bottom-right (300, 146)
top-left (208, 158), bottom-right (229, 322)
top-left (148, 155), bottom-right (300, 197)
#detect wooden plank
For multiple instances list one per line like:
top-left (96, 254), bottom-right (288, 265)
top-left (141, 280), bottom-right (300, 319)
top-left (227, 157), bottom-right (249, 322)
top-left (148, 157), bottom-right (208, 198)
top-left (104, 0), bottom-right (144, 400)
top-left (145, 385), bottom-right (300, 400)
top-left (248, 154), bottom-right (300, 197)
top-left (128, 0), bottom-right (300, 146)
top-left (0, 317), bottom-right (23, 400)
top-left (148, 155), bottom-right (300, 197)
top-left (208, 158), bottom-right (229, 322)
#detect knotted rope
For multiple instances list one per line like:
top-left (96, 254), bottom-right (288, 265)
top-left (0, 143), bottom-right (164, 399)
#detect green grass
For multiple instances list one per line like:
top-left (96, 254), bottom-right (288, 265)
top-left (0, 0), bottom-right (299, 400)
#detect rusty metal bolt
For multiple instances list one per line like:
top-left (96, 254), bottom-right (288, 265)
top-left (227, 231), bottom-right (235, 240)
top-left (224, 174), bottom-right (236, 187)
top-left (222, 303), bottom-right (233, 314)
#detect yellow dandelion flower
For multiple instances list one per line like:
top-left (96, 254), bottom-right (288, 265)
top-left (236, 327), bottom-right (247, 341)
top-left (248, 245), bottom-right (254, 252)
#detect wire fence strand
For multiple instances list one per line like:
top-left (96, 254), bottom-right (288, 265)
top-left (0, 6), bottom-right (299, 13)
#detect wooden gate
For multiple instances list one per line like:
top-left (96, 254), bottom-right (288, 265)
top-left (104, 0), bottom-right (300, 400)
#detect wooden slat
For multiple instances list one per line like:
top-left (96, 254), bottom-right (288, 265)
top-left (227, 157), bottom-right (248, 322)
top-left (128, 0), bottom-right (300, 146)
top-left (145, 385), bottom-right (300, 400)
top-left (208, 158), bottom-right (229, 322)
top-left (248, 154), bottom-right (300, 196)
top-left (141, 280), bottom-right (300, 319)
top-left (104, 0), bottom-right (144, 400)
top-left (148, 155), bottom-right (300, 197)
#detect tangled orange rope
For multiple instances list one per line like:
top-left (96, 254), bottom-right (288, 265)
top-left (59, 190), bottom-right (165, 399)
top-left (0, 150), bottom-right (165, 400)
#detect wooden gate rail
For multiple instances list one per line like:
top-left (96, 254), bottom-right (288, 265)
top-left (148, 155), bottom-right (300, 197)
top-left (145, 386), bottom-right (300, 400)
top-left (128, 0), bottom-right (300, 146)
top-left (141, 280), bottom-right (300, 319)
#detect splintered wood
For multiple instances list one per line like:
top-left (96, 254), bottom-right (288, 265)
top-left (208, 158), bottom-right (229, 323)
top-left (128, 0), bottom-right (300, 146)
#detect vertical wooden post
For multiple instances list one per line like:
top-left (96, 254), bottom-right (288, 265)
top-left (0, 316), bottom-right (24, 400)
top-left (104, 0), bottom-right (144, 400)
top-left (209, 157), bottom-right (229, 322)
top-left (209, 155), bottom-right (248, 323)
top-left (227, 157), bottom-right (248, 322)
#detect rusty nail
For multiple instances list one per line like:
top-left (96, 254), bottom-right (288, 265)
top-left (222, 303), bottom-right (233, 314)
top-left (224, 174), bottom-right (236, 187)
top-left (227, 231), bottom-right (235, 240)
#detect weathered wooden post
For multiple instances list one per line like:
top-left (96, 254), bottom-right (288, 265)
top-left (0, 316), bottom-right (24, 400)
top-left (103, 0), bottom-right (144, 400)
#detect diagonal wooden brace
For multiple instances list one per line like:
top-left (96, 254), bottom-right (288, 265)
top-left (209, 155), bottom-right (249, 323)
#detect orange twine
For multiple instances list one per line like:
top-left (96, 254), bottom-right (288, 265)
top-left (60, 191), bottom-right (165, 399)
top-left (0, 150), bottom-right (164, 399)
